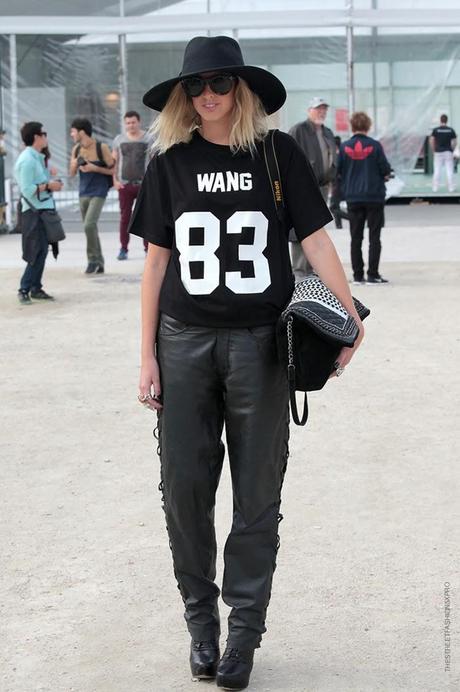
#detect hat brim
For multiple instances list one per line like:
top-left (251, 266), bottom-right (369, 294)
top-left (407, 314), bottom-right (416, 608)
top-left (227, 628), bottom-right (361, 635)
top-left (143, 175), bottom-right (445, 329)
top-left (143, 64), bottom-right (286, 116)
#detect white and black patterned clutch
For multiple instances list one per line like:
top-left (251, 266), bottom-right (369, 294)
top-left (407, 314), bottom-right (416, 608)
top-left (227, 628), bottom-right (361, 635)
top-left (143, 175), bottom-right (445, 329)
top-left (282, 274), bottom-right (370, 346)
top-left (277, 273), bottom-right (370, 425)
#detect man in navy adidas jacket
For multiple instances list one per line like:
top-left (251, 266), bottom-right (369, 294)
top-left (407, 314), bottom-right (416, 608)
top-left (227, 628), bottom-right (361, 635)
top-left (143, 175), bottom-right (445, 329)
top-left (338, 111), bottom-right (392, 284)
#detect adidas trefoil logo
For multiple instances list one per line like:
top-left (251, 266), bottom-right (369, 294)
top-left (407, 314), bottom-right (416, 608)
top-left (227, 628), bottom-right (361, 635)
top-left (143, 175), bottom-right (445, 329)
top-left (344, 140), bottom-right (374, 160)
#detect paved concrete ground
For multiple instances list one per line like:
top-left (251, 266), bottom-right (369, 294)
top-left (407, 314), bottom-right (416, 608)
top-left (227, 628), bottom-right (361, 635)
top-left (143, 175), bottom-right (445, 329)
top-left (1, 206), bottom-right (459, 692)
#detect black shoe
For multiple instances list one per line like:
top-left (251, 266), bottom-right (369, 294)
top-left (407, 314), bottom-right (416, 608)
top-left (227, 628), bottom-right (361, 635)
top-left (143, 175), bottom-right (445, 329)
top-left (367, 274), bottom-right (389, 284)
top-left (18, 290), bottom-right (32, 305)
top-left (30, 289), bottom-right (54, 300)
top-left (216, 646), bottom-right (255, 690)
top-left (190, 640), bottom-right (220, 680)
top-left (85, 263), bottom-right (104, 274)
top-left (352, 276), bottom-right (365, 285)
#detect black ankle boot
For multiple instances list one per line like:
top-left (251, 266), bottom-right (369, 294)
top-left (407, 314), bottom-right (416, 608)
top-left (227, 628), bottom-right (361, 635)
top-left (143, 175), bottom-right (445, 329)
top-left (190, 639), bottom-right (220, 679)
top-left (216, 646), bottom-right (255, 690)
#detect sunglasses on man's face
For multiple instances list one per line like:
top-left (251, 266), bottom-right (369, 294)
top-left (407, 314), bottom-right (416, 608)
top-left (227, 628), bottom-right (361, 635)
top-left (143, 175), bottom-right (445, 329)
top-left (40, 131), bottom-right (47, 137)
top-left (181, 74), bottom-right (236, 98)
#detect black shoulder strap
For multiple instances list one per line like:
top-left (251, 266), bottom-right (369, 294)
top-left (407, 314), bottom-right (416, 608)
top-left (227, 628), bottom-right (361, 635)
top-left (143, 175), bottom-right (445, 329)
top-left (96, 140), bottom-right (103, 163)
top-left (21, 191), bottom-right (55, 212)
top-left (290, 389), bottom-right (309, 426)
top-left (75, 144), bottom-right (81, 158)
top-left (262, 131), bottom-right (309, 426)
top-left (261, 129), bottom-right (285, 222)
top-left (20, 193), bottom-right (37, 211)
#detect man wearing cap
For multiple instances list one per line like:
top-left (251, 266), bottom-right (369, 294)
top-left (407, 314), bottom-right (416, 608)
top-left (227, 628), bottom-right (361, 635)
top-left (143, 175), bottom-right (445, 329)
top-left (289, 97), bottom-right (337, 280)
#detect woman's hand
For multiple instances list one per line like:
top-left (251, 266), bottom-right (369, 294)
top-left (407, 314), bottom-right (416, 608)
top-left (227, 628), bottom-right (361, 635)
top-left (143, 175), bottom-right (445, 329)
top-left (330, 318), bottom-right (365, 379)
top-left (138, 355), bottom-right (163, 411)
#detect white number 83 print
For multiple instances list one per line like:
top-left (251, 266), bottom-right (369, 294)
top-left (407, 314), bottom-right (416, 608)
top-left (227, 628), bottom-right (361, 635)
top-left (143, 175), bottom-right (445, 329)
top-left (175, 211), bottom-right (271, 295)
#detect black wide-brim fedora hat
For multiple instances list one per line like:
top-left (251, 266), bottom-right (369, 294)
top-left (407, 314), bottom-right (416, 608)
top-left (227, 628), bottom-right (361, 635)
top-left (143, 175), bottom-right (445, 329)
top-left (143, 35), bottom-right (286, 116)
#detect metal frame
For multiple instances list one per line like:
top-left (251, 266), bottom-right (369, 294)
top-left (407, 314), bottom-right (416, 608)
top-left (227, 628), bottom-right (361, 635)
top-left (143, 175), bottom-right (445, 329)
top-left (2, 9), bottom-right (460, 34)
top-left (2, 5), bottom-right (460, 219)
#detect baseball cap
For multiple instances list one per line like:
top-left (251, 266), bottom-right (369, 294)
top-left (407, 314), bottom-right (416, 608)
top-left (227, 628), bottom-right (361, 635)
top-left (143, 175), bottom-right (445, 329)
top-left (308, 97), bottom-right (329, 109)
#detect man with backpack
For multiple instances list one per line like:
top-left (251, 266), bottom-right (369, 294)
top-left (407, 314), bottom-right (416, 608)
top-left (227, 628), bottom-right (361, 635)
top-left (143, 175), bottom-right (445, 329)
top-left (69, 117), bottom-right (114, 274)
top-left (112, 111), bottom-right (151, 260)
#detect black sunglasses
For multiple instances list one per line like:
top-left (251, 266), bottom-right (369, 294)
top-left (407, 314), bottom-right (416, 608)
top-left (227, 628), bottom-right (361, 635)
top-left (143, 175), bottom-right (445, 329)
top-left (181, 74), bottom-right (236, 98)
top-left (40, 131), bottom-right (47, 137)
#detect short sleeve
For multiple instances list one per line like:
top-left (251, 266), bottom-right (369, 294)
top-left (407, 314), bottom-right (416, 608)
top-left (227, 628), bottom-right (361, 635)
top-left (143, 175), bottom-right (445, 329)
top-left (128, 154), bottom-right (173, 248)
top-left (452, 129), bottom-right (457, 139)
top-left (431, 128), bottom-right (437, 137)
top-left (112, 135), bottom-right (121, 150)
top-left (276, 131), bottom-right (332, 241)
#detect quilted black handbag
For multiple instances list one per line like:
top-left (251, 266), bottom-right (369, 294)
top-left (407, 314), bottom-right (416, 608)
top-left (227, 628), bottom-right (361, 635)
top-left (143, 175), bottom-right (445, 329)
top-left (261, 130), bottom-right (370, 425)
top-left (278, 275), bottom-right (370, 424)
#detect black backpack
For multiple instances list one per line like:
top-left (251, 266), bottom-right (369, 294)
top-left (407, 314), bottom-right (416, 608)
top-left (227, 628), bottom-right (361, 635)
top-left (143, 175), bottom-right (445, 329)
top-left (75, 140), bottom-right (114, 188)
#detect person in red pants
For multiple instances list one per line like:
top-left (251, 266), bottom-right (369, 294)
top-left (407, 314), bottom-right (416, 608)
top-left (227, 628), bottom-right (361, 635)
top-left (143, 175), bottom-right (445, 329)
top-left (112, 111), bottom-right (151, 259)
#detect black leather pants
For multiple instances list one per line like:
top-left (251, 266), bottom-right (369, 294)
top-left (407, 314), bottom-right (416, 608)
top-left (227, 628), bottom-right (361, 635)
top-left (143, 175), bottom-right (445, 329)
top-left (156, 313), bottom-right (290, 649)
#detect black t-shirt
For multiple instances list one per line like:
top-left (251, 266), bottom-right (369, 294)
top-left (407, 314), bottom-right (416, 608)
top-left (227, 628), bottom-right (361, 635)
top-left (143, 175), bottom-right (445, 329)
top-left (129, 130), bottom-right (332, 327)
top-left (431, 126), bottom-right (456, 152)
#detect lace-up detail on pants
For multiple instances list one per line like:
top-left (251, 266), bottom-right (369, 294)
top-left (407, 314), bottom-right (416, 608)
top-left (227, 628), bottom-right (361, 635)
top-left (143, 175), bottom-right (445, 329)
top-left (155, 318), bottom-right (290, 648)
top-left (154, 413), bottom-right (187, 606)
top-left (192, 640), bottom-right (218, 651)
top-left (223, 647), bottom-right (242, 660)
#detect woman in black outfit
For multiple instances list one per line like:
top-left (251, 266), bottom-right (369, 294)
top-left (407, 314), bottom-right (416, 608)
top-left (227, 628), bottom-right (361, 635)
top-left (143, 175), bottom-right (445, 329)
top-left (129, 35), bottom-right (364, 691)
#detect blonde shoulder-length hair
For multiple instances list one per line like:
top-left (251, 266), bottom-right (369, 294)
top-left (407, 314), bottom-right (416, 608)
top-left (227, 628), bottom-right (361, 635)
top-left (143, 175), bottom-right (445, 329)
top-left (150, 77), bottom-right (269, 155)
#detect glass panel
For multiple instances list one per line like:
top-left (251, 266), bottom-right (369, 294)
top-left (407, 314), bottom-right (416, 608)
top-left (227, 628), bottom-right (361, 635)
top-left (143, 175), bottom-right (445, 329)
top-left (354, 28), bottom-right (460, 196)
top-left (2, 2), bottom-right (460, 202)
top-left (0, 34), bottom-right (120, 181)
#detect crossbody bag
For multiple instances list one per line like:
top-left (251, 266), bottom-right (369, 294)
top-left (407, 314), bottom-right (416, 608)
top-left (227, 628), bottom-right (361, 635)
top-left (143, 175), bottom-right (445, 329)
top-left (261, 129), bottom-right (370, 426)
top-left (21, 193), bottom-right (66, 244)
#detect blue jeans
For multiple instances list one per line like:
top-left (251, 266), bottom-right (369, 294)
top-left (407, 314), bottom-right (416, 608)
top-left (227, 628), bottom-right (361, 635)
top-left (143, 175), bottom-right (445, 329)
top-left (19, 217), bottom-right (48, 293)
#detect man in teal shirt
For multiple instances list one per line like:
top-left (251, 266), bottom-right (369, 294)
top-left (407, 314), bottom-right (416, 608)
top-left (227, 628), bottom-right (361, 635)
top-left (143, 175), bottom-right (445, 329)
top-left (14, 122), bottom-right (63, 304)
